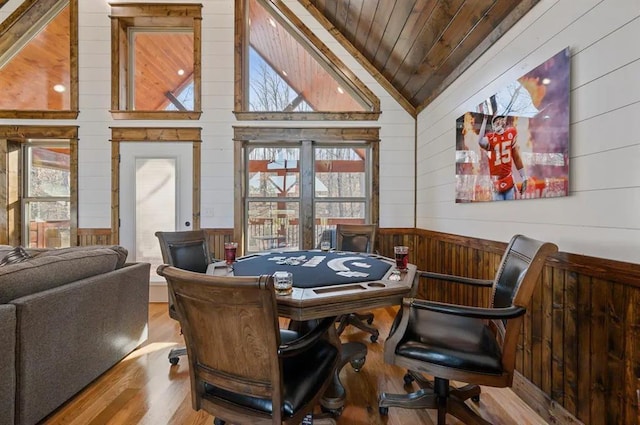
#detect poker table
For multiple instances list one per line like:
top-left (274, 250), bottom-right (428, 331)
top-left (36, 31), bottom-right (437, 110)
top-left (207, 249), bottom-right (417, 321)
top-left (206, 249), bottom-right (417, 413)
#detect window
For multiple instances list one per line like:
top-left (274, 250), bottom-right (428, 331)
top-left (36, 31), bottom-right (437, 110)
top-left (234, 0), bottom-right (380, 120)
top-left (0, 0), bottom-right (78, 118)
top-left (109, 3), bottom-right (202, 120)
top-left (0, 126), bottom-right (78, 247)
top-left (22, 142), bottom-right (71, 248)
top-left (235, 127), bottom-right (379, 252)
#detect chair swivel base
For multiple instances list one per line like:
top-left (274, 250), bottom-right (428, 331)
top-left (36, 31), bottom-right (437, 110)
top-left (168, 346), bottom-right (187, 365)
top-left (335, 312), bottom-right (379, 342)
top-left (378, 374), bottom-right (489, 425)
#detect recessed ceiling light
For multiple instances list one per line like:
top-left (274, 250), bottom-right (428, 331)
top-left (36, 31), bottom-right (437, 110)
top-left (337, 87), bottom-right (344, 94)
top-left (268, 18), bottom-right (276, 28)
top-left (542, 78), bottom-right (551, 85)
top-left (53, 84), bottom-right (66, 93)
top-left (177, 69), bottom-right (185, 76)
top-left (282, 70), bottom-right (288, 76)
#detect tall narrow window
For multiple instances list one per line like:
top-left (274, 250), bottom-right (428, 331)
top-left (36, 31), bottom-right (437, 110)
top-left (234, 0), bottom-right (380, 120)
top-left (0, 0), bottom-right (78, 118)
top-left (23, 142), bottom-right (71, 248)
top-left (235, 127), bottom-right (379, 252)
top-left (109, 3), bottom-right (202, 120)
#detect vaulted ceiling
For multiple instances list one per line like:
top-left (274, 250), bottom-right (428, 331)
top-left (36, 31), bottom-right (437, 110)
top-left (300, 0), bottom-right (541, 115)
top-left (0, 0), bottom-right (540, 117)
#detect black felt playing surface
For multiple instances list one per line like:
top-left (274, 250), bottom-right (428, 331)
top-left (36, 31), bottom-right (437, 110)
top-left (232, 250), bottom-right (392, 288)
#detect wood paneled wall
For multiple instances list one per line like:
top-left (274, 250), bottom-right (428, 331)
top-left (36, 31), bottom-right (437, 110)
top-left (77, 225), bottom-right (639, 424)
top-left (76, 228), bottom-right (235, 259)
top-left (378, 228), bottom-right (640, 425)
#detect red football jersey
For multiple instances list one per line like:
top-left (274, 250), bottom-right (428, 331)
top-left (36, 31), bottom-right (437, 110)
top-left (484, 127), bottom-right (517, 179)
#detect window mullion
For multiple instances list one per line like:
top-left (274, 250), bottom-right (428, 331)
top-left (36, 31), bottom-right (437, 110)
top-left (299, 140), bottom-right (314, 249)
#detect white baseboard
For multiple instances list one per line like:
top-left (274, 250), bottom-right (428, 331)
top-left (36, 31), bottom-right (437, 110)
top-left (149, 281), bottom-right (168, 303)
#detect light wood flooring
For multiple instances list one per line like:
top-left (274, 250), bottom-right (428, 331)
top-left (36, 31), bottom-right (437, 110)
top-left (41, 303), bottom-right (548, 425)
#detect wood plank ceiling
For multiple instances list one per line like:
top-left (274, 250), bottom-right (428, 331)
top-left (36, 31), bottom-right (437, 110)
top-left (0, 0), bottom-right (540, 116)
top-left (301, 0), bottom-right (541, 115)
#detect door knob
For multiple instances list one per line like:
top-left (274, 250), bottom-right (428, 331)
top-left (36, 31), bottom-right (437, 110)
top-left (185, 221), bottom-right (191, 227)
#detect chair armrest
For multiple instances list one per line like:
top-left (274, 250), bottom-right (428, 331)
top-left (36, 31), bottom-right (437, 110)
top-left (419, 271), bottom-right (493, 287)
top-left (408, 298), bottom-right (526, 320)
top-left (277, 317), bottom-right (335, 357)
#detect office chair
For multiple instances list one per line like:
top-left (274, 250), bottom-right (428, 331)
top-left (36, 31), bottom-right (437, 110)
top-left (157, 265), bottom-right (340, 425)
top-left (334, 223), bottom-right (380, 342)
top-left (155, 230), bottom-right (213, 365)
top-left (378, 234), bottom-right (558, 425)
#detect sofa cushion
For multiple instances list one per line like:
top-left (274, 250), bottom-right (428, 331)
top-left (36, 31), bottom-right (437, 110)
top-left (0, 246), bottom-right (31, 266)
top-left (29, 245), bottom-right (129, 269)
top-left (0, 248), bottom-right (119, 304)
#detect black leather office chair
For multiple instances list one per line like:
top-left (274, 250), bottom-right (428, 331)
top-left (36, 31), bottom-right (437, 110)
top-left (155, 230), bottom-right (213, 365)
top-left (378, 234), bottom-right (558, 425)
top-left (157, 265), bottom-right (340, 425)
top-left (334, 223), bottom-right (380, 342)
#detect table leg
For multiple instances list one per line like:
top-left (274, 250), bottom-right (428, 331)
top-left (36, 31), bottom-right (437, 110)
top-left (320, 340), bottom-right (367, 415)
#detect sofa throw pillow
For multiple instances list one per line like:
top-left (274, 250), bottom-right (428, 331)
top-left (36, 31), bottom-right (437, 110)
top-left (0, 246), bottom-right (31, 266)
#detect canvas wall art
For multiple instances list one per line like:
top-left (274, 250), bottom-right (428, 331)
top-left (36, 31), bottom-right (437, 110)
top-left (455, 48), bottom-right (570, 203)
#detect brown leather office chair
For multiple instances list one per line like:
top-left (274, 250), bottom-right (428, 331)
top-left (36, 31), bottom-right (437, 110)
top-left (155, 230), bottom-right (213, 365)
top-left (157, 265), bottom-right (340, 425)
top-left (378, 234), bottom-right (558, 425)
top-left (334, 223), bottom-right (380, 342)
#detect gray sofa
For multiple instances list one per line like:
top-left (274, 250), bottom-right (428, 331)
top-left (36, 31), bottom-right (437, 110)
top-left (0, 245), bottom-right (150, 425)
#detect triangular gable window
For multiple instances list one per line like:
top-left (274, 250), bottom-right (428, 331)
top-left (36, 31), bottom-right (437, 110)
top-left (0, 0), bottom-right (78, 118)
top-left (235, 0), bottom-right (380, 120)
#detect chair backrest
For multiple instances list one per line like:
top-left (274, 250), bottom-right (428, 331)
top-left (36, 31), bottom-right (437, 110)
top-left (155, 230), bottom-right (211, 273)
top-left (489, 234), bottom-right (558, 372)
top-left (157, 266), bottom-right (285, 421)
top-left (335, 223), bottom-right (377, 253)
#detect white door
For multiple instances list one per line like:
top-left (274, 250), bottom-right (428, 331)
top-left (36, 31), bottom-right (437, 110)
top-left (119, 142), bottom-right (193, 286)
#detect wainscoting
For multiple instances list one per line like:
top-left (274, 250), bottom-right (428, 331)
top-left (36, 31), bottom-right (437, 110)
top-left (378, 228), bottom-right (640, 425)
top-left (78, 226), bottom-right (639, 424)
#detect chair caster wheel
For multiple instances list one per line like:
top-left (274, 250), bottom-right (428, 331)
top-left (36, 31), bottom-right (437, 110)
top-left (379, 406), bottom-right (389, 416)
top-left (321, 406), bottom-right (343, 416)
top-left (169, 357), bottom-right (179, 365)
top-left (370, 333), bottom-right (379, 343)
top-left (350, 356), bottom-right (366, 372)
top-left (472, 395), bottom-right (480, 402)
top-left (367, 317), bottom-right (374, 325)
top-left (403, 373), bottom-right (414, 385)
top-left (213, 418), bottom-right (225, 425)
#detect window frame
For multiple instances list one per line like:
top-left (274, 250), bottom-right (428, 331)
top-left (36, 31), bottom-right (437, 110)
top-left (234, 126), bottom-right (379, 252)
top-left (109, 2), bottom-right (202, 120)
top-left (21, 140), bottom-right (72, 247)
top-left (0, 125), bottom-right (78, 246)
top-left (234, 0), bottom-right (380, 121)
top-left (0, 0), bottom-right (79, 119)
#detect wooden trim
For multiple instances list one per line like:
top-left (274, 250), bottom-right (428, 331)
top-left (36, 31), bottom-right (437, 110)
top-left (110, 111), bottom-right (203, 120)
top-left (233, 126), bottom-right (381, 142)
top-left (108, 3), bottom-right (202, 18)
top-left (298, 0), bottom-right (416, 118)
top-left (69, 137), bottom-right (78, 245)
top-left (0, 139), bottom-right (6, 245)
top-left (233, 111), bottom-right (380, 121)
top-left (110, 127), bottom-right (202, 244)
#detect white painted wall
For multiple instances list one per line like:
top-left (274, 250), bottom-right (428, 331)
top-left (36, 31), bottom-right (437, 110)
top-left (0, 0), bottom-right (415, 232)
top-left (416, 0), bottom-right (640, 264)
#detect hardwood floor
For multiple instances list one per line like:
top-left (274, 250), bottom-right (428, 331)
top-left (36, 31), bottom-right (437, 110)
top-left (42, 303), bottom-right (548, 425)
